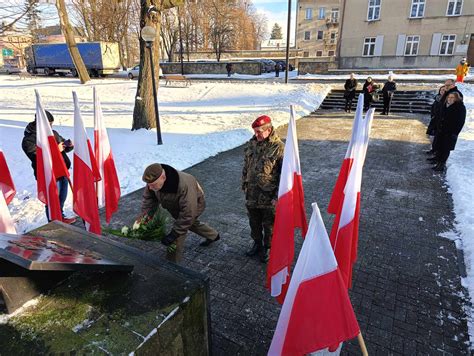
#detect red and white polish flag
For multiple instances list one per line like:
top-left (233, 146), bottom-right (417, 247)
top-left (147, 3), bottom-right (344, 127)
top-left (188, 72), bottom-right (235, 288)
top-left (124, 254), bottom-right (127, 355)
top-left (93, 87), bottom-right (121, 224)
top-left (0, 149), bottom-right (16, 233)
top-left (267, 106), bottom-right (308, 303)
top-left (327, 94), bottom-right (365, 214)
top-left (35, 90), bottom-right (69, 222)
top-left (72, 92), bottom-right (102, 234)
top-left (329, 107), bottom-right (374, 289)
top-left (268, 203), bottom-right (360, 356)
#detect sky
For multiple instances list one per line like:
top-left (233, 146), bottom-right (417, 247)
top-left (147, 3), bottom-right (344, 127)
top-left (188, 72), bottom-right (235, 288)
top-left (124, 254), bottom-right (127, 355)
top-left (252, 0), bottom-right (297, 44)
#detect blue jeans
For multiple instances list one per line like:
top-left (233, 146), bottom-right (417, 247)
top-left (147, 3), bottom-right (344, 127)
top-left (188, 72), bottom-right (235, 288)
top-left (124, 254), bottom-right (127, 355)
top-left (45, 176), bottom-right (68, 221)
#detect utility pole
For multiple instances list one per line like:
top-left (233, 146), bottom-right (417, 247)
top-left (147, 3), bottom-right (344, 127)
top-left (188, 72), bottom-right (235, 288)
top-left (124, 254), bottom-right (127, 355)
top-left (284, 0), bottom-right (292, 84)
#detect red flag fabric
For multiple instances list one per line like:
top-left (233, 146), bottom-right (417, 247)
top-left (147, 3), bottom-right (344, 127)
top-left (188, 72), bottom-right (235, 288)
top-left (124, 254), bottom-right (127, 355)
top-left (327, 95), bottom-right (364, 214)
top-left (72, 92), bottom-right (102, 234)
top-left (35, 90), bottom-right (64, 221)
top-left (267, 106), bottom-right (308, 303)
top-left (0, 149), bottom-right (16, 205)
top-left (0, 150), bottom-right (16, 233)
top-left (268, 203), bottom-right (360, 356)
top-left (329, 103), bottom-right (374, 288)
top-left (93, 87), bottom-right (121, 224)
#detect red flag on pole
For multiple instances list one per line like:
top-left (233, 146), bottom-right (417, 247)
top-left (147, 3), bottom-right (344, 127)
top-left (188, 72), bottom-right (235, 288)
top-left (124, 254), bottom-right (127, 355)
top-left (35, 90), bottom-right (68, 221)
top-left (0, 149), bottom-right (16, 205)
top-left (93, 87), bottom-right (121, 224)
top-left (327, 95), bottom-right (365, 214)
top-left (267, 106), bottom-right (308, 304)
top-left (0, 150), bottom-right (16, 233)
top-left (72, 92), bottom-right (102, 234)
top-left (329, 103), bottom-right (374, 288)
top-left (268, 203), bottom-right (360, 356)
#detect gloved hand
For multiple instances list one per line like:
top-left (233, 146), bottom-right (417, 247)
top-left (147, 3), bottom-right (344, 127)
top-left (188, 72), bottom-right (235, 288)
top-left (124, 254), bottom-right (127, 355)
top-left (161, 230), bottom-right (178, 246)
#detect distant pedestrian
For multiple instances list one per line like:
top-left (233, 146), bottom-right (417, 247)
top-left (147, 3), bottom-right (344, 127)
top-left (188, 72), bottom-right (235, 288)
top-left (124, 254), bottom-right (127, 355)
top-left (362, 77), bottom-right (377, 111)
top-left (344, 73), bottom-right (358, 113)
top-left (426, 85), bottom-right (446, 154)
top-left (21, 110), bottom-right (76, 223)
top-left (381, 75), bottom-right (397, 115)
top-left (141, 163), bottom-right (220, 263)
top-left (242, 115), bottom-right (284, 263)
top-left (455, 58), bottom-right (469, 83)
top-left (430, 92), bottom-right (466, 171)
top-left (226, 63), bottom-right (233, 77)
top-left (275, 63), bottom-right (281, 77)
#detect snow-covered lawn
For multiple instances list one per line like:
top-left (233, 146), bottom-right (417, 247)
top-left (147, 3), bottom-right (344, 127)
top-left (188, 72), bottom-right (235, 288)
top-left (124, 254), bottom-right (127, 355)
top-left (0, 76), bottom-right (329, 233)
top-left (445, 83), bottom-right (474, 342)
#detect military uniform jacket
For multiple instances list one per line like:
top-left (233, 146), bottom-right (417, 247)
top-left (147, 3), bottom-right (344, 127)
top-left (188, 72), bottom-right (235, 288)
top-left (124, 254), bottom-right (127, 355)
top-left (141, 165), bottom-right (206, 237)
top-left (242, 129), bottom-right (284, 208)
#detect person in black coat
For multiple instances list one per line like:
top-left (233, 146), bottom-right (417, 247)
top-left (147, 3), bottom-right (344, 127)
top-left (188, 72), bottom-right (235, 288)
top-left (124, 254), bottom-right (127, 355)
top-left (226, 63), bottom-right (233, 77)
top-left (344, 73), bottom-right (358, 113)
top-left (430, 92), bottom-right (466, 171)
top-left (381, 75), bottom-right (397, 115)
top-left (362, 77), bottom-right (377, 111)
top-left (425, 86), bottom-right (446, 154)
top-left (442, 79), bottom-right (463, 101)
top-left (21, 110), bottom-right (75, 222)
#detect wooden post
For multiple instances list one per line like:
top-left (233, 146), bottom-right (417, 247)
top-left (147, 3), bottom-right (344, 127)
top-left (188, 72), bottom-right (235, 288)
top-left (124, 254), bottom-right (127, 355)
top-left (357, 332), bottom-right (369, 356)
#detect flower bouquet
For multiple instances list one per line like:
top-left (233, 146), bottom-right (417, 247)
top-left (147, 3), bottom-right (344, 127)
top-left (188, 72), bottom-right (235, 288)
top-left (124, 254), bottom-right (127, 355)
top-left (104, 209), bottom-right (176, 252)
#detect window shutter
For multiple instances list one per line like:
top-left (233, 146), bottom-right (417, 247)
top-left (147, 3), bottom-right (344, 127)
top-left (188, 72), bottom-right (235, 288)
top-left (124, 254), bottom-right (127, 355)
top-left (430, 33), bottom-right (442, 55)
top-left (374, 35), bottom-right (384, 56)
top-left (396, 34), bottom-right (406, 56)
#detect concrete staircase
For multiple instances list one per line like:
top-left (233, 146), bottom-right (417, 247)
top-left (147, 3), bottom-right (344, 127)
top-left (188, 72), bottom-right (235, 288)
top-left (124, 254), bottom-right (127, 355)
top-left (319, 89), bottom-right (435, 114)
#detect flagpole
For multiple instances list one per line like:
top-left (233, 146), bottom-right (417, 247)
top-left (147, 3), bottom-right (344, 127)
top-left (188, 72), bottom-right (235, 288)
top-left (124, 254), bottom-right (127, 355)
top-left (357, 332), bottom-right (369, 356)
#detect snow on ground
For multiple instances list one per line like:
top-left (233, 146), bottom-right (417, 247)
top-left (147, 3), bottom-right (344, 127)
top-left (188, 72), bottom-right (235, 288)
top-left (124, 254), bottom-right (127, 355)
top-left (298, 73), bottom-right (474, 81)
top-left (445, 83), bottom-right (474, 342)
top-left (0, 76), bottom-right (329, 233)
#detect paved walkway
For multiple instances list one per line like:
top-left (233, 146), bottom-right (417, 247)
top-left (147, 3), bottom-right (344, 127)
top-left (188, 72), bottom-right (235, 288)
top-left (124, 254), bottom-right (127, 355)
top-left (109, 110), bottom-right (471, 355)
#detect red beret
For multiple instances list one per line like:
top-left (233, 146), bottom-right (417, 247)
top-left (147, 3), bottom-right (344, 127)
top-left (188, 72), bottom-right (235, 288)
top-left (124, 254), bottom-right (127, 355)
top-left (252, 115), bottom-right (272, 129)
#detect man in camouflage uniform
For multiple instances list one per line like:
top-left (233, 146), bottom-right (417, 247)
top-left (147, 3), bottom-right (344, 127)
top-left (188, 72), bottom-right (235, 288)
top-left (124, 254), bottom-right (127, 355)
top-left (242, 115), bottom-right (284, 263)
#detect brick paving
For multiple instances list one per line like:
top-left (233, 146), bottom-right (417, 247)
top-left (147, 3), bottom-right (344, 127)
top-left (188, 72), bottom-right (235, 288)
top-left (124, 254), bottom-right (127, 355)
top-left (108, 110), bottom-right (471, 355)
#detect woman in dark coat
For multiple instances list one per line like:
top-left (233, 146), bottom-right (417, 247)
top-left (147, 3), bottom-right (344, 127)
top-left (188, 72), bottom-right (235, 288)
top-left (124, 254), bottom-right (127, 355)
top-left (430, 92), bottom-right (466, 171)
top-left (381, 75), bottom-right (397, 115)
top-left (344, 73), bottom-right (358, 113)
top-left (425, 86), bottom-right (446, 154)
top-left (362, 77), bottom-right (377, 111)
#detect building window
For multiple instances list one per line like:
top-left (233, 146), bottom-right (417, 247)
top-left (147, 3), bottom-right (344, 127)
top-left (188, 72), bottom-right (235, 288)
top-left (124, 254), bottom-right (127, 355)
top-left (404, 35), bottom-right (420, 55)
top-left (363, 37), bottom-right (377, 56)
top-left (317, 31), bottom-right (324, 40)
top-left (447, 0), bottom-right (462, 16)
top-left (305, 8), bottom-right (313, 20)
top-left (328, 50), bottom-right (335, 56)
top-left (331, 8), bottom-right (339, 22)
top-left (367, 0), bottom-right (381, 21)
top-left (410, 0), bottom-right (425, 18)
top-left (439, 34), bottom-right (456, 55)
top-left (304, 31), bottom-right (311, 41)
top-left (318, 7), bottom-right (326, 19)
top-left (316, 51), bottom-right (323, 57)
top-left (304, 51), bottom-right (310, 57)
top-left (330, 32), bottom-right (337, 44)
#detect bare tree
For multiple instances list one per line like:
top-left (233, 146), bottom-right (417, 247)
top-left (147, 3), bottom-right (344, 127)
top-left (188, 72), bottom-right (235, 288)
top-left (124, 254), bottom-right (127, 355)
top-left (132, 0), bottom-right (184, 131)
top-left (0, 1), bottom-right (37, 34)
top-left (56, 0), bottom-right (90, 83)
top-left (208, 0), bottom-right (236, 62)
top-left (160, 7), bottom-right (178, 62)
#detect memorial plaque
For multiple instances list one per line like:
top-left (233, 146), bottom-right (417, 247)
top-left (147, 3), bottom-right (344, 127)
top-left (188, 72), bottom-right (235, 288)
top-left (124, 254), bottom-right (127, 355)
top-left (0, 233), bottom-right (133, 272)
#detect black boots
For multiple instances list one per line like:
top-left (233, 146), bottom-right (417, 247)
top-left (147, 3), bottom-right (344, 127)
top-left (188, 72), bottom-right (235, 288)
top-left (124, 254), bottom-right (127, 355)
top-left (433, 163), bottom-right (446, 172)
top-left (246, 242), bottom-right (269, 263)
top-left (200, 234), bottom-right (220, 247)
top-left (246, 242), bottom-right (261, 256)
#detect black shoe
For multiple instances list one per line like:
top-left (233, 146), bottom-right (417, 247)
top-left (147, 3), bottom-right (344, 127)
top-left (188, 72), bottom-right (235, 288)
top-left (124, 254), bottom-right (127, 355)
top-left (424, 149), bottom-right (435, 155)
top-left (433, 163), bottom-right (445, 172)
top-left (426, 157), bottom-right (438, 162)
top-left (246, 242), bottom-right (261, 257)
top-left (381, 111), bottom-right (386, 115)
top-left (259, 248), bottom-right (269, 263)
top-left (200, 234), bottom-right (220, 247)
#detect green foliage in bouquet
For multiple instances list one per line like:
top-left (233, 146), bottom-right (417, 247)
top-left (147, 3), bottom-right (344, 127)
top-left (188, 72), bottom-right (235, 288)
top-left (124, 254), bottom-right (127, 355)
top-left (104, 208), bottom-right (176, 252)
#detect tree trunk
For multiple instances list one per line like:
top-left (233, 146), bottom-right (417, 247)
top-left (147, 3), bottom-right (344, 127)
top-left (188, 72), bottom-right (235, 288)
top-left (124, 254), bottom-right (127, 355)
top-left (56, 0), bottom-right (90, 84)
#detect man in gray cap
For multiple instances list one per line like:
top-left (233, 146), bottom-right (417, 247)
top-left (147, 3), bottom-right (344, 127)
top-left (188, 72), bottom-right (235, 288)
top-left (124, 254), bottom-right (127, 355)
top-left (141, 163), bottom-right (220, 262)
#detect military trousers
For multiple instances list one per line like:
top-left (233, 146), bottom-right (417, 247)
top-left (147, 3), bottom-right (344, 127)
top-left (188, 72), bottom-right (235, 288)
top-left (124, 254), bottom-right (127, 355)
top-left (246, 206), bottom-right (275, 249)
top-left (166, 218), bottom-right (219, 263)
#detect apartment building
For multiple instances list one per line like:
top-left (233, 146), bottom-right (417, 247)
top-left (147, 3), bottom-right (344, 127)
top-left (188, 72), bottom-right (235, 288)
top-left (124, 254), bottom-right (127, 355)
top-left (338, 0), bottom-right (474, 69)
top-left (296, 0), bottom-right (341, 57)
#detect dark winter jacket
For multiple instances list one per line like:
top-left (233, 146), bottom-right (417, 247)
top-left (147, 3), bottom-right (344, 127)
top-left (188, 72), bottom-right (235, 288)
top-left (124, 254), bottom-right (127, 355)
top-left (434, 101), bottom-right (466, 152)
top-left (21, 121), bottom-right (72, 179)
top-left (344, 79), bottom-right (358, 100)
top-left (242, 129), bottom-right (284, 208)
top-left (427, 93), bottom-right (444, 135)
top-left (141, 164), bottom-right (207, 237)
top-left (442, 86), bottom-right (464, 101)
top-left (382, 81), bottom-right (397, 98)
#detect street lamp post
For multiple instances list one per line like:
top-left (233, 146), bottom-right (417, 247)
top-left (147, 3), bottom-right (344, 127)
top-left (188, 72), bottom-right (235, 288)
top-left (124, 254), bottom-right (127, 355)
top-left (141, 26), bottom-right (163, 145)
top-left (285, 0), bottom-right (292, 84)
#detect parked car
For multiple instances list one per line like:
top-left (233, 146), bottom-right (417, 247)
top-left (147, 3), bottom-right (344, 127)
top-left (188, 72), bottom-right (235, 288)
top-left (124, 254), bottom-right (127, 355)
top-left (253, 59), bottom-right (276, 73)
top-left (275, 60), bottom-right (294, 72)
top-left (128, 64), bottom-right (163, 79)
top-left (2, 63), bottom-right (21, 74)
